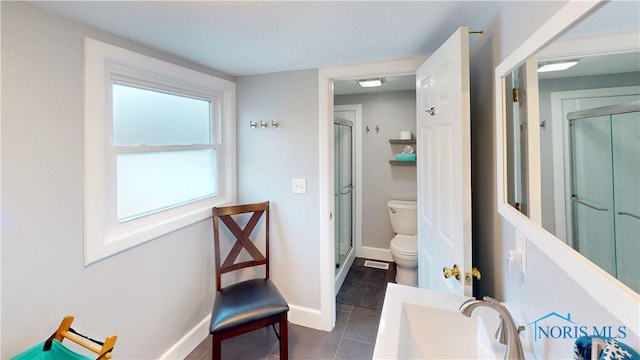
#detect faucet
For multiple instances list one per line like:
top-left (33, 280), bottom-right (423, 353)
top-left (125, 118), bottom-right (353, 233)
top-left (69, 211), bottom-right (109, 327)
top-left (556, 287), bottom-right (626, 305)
top-left (459, 296), bottom-right (525, 360)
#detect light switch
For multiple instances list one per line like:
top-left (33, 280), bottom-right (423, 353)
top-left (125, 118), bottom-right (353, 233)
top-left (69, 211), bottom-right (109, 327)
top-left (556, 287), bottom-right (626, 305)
top-left (292, 178), bottom-right (307, 194)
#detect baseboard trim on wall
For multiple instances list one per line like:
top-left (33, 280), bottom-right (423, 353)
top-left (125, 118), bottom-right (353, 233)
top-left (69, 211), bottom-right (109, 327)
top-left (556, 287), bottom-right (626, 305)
top-left (289, 304), bottom-right (330, 331)
top-left (159, 315), bottom-right (210, 360)
top-left (357, 246), bottom-right (393, 262)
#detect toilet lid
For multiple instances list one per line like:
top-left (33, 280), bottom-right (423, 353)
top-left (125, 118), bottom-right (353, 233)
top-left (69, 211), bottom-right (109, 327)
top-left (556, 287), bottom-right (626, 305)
top-left (391, 234), bottom-right (417, 255)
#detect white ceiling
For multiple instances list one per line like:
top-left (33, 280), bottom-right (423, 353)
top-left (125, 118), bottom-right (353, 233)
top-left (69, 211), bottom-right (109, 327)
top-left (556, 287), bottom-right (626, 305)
top-left (29, 1), bottom-right (498, 76)
top-left (537, 0), bottom-right (640, 80)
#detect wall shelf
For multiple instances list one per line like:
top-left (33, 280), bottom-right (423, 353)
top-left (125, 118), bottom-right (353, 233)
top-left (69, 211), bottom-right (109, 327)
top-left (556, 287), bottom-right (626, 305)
top-left (389, 160), bottom-right (416, 166)
top-left (389, 139), bottom-right (416, 166)
top-left (389, 139), bottom-right (416, 145)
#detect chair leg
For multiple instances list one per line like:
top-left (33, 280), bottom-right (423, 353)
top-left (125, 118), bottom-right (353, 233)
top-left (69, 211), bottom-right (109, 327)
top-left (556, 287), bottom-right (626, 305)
top-left (279, 313), bottom-right (288, 360)
top-left (212, 334), bottom-right (222, 360)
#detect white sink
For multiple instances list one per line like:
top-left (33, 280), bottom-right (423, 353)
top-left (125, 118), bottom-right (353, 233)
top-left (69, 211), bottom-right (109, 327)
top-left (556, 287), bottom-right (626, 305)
top-left (373, 283), bottom-right (509, 359)
top-left (397, 303), bottom-right (497, 359)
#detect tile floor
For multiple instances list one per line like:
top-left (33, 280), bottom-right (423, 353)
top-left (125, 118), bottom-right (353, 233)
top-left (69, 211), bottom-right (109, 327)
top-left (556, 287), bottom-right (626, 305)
top-left (185, 260), bottom-right (394, 360)
top-left (185, 302), bottom-right (382, 360)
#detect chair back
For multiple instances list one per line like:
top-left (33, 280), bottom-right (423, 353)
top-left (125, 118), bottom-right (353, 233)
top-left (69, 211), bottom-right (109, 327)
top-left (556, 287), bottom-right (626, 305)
top-left (212, 201), bottom-right (270, 291)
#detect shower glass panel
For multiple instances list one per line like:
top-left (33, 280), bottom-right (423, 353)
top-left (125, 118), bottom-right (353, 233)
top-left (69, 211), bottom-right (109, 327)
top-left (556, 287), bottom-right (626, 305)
top-left (568, 102), bottom-right (640, 291)
top-left (611, 111), bottom-right (640, 291)
top-left (334, 121), bottom-right (353, 269)
top-left (570, 115), bottom-right (616, 274)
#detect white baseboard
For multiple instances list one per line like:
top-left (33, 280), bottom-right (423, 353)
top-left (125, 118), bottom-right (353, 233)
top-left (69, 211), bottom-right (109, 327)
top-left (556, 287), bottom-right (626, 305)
top-left (159, 303), bottom-right (332, 359)
top-left (159, 315), bottom-right (210, 360)
top-left (357, 246), bottom-right (393, 262)
top-left (288, 304), bottom-right (332, 331)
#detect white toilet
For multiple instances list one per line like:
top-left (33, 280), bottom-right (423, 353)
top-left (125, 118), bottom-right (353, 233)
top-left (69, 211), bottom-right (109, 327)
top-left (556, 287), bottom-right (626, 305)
top-left (387, 200), bottom-right (418, 287)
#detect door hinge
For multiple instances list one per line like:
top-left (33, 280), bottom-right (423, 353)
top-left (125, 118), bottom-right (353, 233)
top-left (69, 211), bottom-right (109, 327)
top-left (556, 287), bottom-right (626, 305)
top-left (512, 88), bottom-right (519, 102)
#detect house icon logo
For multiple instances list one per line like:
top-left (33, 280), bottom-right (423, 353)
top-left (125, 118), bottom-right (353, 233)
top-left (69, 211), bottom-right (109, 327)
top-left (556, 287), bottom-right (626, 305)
top-left (527, 312), bottom-right (627, 342)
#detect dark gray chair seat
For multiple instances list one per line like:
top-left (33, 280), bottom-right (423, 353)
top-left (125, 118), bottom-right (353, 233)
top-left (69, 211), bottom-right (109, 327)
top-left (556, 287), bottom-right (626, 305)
top-left (210, 278), bottom-right (289, 333)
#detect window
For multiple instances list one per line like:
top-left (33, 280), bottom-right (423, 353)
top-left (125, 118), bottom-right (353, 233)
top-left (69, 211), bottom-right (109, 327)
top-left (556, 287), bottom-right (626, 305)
top-left (84, 37), bottom-right (236, 265)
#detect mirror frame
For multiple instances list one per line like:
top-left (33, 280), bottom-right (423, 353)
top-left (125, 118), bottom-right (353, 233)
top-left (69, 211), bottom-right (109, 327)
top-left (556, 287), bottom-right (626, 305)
top-left (495, 0), bottom-right (640, 328)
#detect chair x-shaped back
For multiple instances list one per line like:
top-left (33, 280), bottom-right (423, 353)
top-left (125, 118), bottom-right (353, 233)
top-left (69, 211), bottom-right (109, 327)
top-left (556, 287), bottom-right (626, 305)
top-left (214, 204), bottom-right (269, 289)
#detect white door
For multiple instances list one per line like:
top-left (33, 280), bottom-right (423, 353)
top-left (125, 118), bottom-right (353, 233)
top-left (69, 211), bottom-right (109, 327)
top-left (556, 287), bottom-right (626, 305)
top-left (416, 27), bottom-right (473, 296)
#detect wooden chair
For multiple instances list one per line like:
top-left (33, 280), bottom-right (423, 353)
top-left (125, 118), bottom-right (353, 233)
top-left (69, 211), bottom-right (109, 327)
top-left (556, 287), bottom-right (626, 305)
top-left (209, 201), bottom-right (289, 360)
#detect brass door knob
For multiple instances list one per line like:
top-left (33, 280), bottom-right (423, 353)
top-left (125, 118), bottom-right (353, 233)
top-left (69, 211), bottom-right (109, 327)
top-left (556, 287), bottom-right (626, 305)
top-left (443, 264), bottom-right (461, 280)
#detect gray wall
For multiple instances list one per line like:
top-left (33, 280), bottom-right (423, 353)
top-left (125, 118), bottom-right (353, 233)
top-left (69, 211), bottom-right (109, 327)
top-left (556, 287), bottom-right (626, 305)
top-left (335, 91), bottom-right (417, 250)
top-left (0, 2), bottom-right (227, 358)
top-left (470, 0), bottom-right (568, 301)
top-left (236, 70), bottom-right (321, 310)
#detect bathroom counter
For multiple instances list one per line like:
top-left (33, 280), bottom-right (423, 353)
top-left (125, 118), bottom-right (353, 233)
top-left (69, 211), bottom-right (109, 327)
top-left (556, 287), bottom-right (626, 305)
top-left (373, 283), bottom-right (535, 359)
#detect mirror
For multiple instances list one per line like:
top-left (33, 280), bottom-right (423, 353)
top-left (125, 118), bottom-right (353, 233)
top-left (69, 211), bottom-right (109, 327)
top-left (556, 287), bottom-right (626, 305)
top-left (499, 1), bottom-right (640, 292)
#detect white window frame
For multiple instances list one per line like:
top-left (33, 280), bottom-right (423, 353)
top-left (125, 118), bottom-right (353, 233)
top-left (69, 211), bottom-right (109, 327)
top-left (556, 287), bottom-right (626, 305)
top-left (84, 37), bottom-right (236, 266)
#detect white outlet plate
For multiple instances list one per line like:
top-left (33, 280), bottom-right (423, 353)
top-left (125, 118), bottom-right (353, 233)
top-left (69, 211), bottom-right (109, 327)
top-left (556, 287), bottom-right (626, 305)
top-left (515, 230), bottom-right (527, 275)
top-left (292, 178), bottom-right (307, 194)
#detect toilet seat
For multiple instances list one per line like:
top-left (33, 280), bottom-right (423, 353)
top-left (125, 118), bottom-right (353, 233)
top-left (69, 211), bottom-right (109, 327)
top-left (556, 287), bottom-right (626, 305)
top-left (390, 234), bottom-right (417, 256)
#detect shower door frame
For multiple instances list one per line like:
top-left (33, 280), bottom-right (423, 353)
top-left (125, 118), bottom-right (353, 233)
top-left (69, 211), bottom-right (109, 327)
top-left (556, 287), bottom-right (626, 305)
top-left (550, 85), bottom-right (640, 244)
top-left (334, 118), bottom-right (354, 268)
top-left (333, 104), bottom-right (362, 293)
top-left (567, 101), bottom-right (640, 290)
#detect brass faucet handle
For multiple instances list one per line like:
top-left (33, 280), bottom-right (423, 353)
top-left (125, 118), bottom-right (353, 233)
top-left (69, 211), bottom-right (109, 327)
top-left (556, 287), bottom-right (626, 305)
top-left (443, 264), bottom-right (461, 280)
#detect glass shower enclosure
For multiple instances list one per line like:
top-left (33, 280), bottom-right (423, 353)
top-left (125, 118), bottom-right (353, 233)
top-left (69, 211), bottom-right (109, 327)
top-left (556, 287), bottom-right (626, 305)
top-left (568, 101), bottom-right (639, 292)
top-left (334, 119), bottom-right (354, 270)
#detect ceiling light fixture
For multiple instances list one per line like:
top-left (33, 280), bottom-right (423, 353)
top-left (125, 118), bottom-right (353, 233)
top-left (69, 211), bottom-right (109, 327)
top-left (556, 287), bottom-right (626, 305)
top-left (537, 60), bottom-right (579, 73)
top-left (357, 78), bottom-right (384, 88)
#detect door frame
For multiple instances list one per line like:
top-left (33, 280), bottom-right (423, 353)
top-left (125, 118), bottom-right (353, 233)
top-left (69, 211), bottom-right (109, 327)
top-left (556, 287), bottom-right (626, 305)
top-left (318, 57), bottom-right (426, 330)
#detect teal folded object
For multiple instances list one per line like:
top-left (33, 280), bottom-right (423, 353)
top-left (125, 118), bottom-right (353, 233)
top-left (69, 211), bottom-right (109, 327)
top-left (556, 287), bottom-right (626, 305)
top-left (395, 153), bottom-right (416, 161)
top-left (11, 339), bottom-right (93, 360)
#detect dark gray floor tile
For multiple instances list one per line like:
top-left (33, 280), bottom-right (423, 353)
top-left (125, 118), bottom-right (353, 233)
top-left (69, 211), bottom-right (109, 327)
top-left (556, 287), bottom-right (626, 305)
top-left (341, 306), bottom-right (381, 345)
top-left (285, 323), bottom-right (341, 359)
top-left (336, 302), bottom-right (353, 313)
top-left (335, 338), bottom-right (375, 360)
top-left (184, 335), bottom-right (211, 359)
top-left (279, 308), bottom-right (350, 359)
top-left (219, 327), bottom-right (279, 359)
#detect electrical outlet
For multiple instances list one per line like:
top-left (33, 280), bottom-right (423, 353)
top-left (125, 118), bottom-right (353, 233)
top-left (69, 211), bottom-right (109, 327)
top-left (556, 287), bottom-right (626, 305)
top-left (292, 178), bottom-right (307, 194)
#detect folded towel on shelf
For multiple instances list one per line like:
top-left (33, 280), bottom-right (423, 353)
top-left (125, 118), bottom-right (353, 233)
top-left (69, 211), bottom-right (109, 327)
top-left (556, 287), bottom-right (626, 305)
top-left (573, 336), bottom-right (640, 360)
top-left (395, 153), bottom-right (416, 161)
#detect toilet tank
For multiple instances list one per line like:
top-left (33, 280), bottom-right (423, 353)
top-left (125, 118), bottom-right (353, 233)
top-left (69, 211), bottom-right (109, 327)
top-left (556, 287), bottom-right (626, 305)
top-left (387, 200), bottom-right (417, 235)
